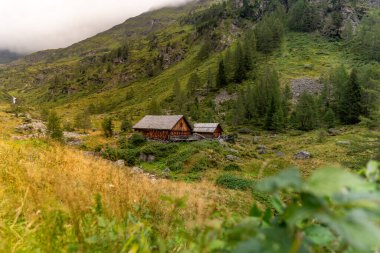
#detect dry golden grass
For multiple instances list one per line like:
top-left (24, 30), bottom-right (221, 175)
top-left (0, 137), bottom-right (251, 248)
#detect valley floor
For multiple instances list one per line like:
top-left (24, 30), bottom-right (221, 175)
top-left (0, 104), bottom-right (379, 252)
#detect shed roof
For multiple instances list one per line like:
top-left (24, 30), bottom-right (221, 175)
top-left (133, 115), bottom-right (190, 130)
top-left (193, 123), bottom-right (221, 133)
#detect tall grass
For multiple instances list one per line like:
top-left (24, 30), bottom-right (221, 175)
top-left (0, 139), bottom-right (244, 252)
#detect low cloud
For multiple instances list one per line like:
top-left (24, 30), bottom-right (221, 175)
top-left (0, 0), bottom-right (192, 54)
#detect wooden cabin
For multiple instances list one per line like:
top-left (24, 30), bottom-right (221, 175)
top-left (133, 115), bottom-right (192, 140)
top-left (193, 123), bottom-right (223, 139)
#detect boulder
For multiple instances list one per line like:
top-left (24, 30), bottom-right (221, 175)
top-left (139, 153), bottom-right (156, 163)
top-left (147, 155), bottom-right (156, 163)
top-left (115, 160), bottom-right (125, 167)
top-left (163, 168), bottom-right (171, 178)
top-left (131, 167), bottom-right (144, 174)
top-left (294, 151), bottom-right (311, 160)
top-left (328, 128), bottom-right (341, 136)
top-left (252, 136), bottom-right (260, 144)
top-left (226, 154), bottom-right (240, 161)
top-left (256, 145), bottom-right (267, 155)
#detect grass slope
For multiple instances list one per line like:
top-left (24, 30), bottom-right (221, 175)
top-left (0, 106), bottom-right (251, 252)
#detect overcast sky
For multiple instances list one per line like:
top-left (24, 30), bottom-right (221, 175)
top-left (0, 0), bottom-right (191, 54)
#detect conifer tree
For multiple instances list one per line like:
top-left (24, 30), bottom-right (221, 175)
top-left (323, 108), bottom-right (336, 128)
top-left (47, 111), bottom-right (63, 141)
top-left (224, 47), bottom-right (234, 82)
top-left (234, 42), bottom-right (246, 83)
top-left (293, 93), bottom-right (319, 131)
top-left (340, 69), bottom-right (362, 124)
top-left (102, 117), bottom-right (113, 138)
top-left (216, 59), bottom-right (227, 88)
top-left (282, 84), bottom-right (292, 127)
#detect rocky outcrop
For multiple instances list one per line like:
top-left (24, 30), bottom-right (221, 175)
top-left (291, 78), bottom-right (324, 101)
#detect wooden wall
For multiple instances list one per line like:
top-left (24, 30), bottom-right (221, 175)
top-left (136, 117), bottom-right (192, 140)
top-left (170, 118), bottom-right (192, 136)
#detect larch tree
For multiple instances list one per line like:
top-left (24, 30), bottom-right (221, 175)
top-left (340, 68), bottom-right (362, 124)
top-left (216, 59), bottom-right (227, 88)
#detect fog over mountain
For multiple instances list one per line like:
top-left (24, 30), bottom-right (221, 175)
top-left (0, 0), bottom-right (192, 54)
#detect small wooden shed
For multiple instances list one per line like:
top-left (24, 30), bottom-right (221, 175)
top-left (193, 123), bottom-right (223, 139)
top-left (133, 115), bottom-right (192, 140)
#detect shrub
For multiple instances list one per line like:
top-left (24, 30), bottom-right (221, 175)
top-left (139, 142), bottom-right (178, 159)
top-left (216, 174), bottom-right (255, 190)
top-left (223, 164), bottom-right (242, 171)
top-left (102, 117), bottom-right (113, 138)
top-left (128, 133), bottom-right (146, 148)
top-left (120, 119), bottom-right (131, 133)
top-left (191, 158), bottom-right (211, 172)
top-left (126, 149), bottom-right (138, 166)
top-left (47, 111), bottom-right (63, 141)
top-left (102, 146), bottom-right (118, 161)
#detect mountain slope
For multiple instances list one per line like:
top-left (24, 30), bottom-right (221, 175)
top-left (0, 50), bottom-right (23, 64)
top-left (0, 0), bottom-right (378, 126)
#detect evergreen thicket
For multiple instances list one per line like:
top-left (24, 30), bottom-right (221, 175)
top-left (231, 67), bottom-right (289, 131)
top-left (288, 0), bottom-right (320, 32)
top-left (355, 13), bottom-right (380, 61)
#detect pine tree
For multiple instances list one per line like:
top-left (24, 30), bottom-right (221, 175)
top-left (102, 117), bottom-right (113, 138)
top-left (234, 42), bottom-right (246, 83)
top-left (255, 20), bottom-right (273, 53)
top-left (293, 93), bottom-right (319, 131)
top-left (282, 84), bottom-right (292, 127)
top-left (47, 111), bottom-right (63, 141)
top-left (265, 96), bottom-right (284, 131)
top-left (340, 68), bottom-right (362, 124)
top-left (323, 108), bottom-right (336, 128)
top-left (326, 65), bottom-right (349, 119)
top-left (216, 59), bottom-right (227, 88)
top-left (224, 47), bottom-right (234, 82)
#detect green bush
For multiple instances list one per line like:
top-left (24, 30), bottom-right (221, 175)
top-left (166, 146), bottom-right (197, 172)
top-left (128, 133), bottom-right (146, 148)
top-left (102, 146), bottom-right (118, 161)
top-left (139, 142), bottom-right (178, 159)
top-left (223, 164), bottom-right (242, 171)
top-left (190, 157), bottom-right (211, 172)
top-left (126, 149), bottom-right (138, 166)
top-left (216, 174), bottom-right (255, 190)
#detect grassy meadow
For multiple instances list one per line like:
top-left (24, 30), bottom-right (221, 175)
top-left (0, 107), bottom-right (254, 252)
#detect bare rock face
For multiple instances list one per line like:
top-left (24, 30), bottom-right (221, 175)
top-left (291, 78), bottom-right (324, 101)
top-left (364, 0), bottom-right (380, 8)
